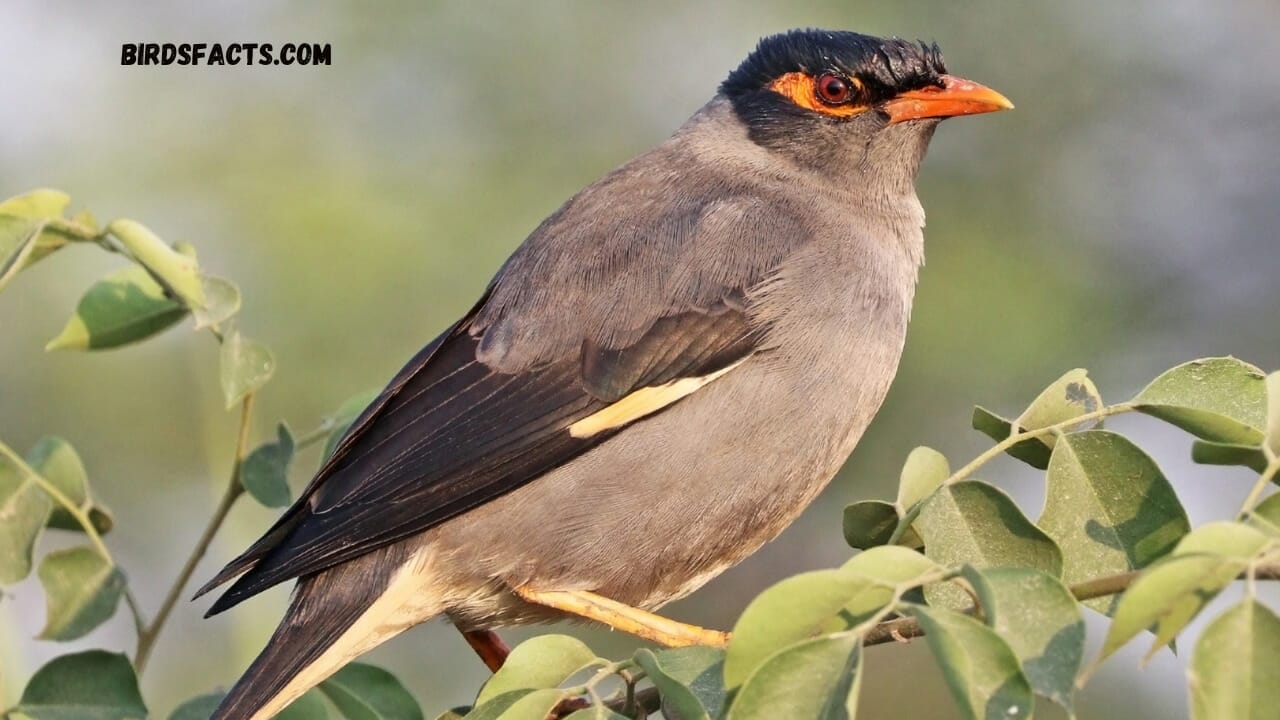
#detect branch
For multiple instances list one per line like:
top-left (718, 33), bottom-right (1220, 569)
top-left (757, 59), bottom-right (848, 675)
top-left (888, 403), bottom-right (1136, 544)
top-left (1238, 455), bottom-right (1280, 519)
top-left (861, 562), bottom-right (1280, 648)
top-left (134, 393), bottom-right (254, 672)
top-left (948, 402), bottom-right (1135, 485)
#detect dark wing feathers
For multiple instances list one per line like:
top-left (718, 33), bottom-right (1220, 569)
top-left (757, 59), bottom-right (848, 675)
top-left (581, 302), bottom-right (755, 401)
top-left (200, 302), bottom-right (756, 615)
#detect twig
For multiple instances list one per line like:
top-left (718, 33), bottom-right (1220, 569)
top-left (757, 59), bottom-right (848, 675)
top-left (948, 403), bottom-right (1135, 486)
top-left (293, 419), bottom-right (336, 450)
top-left (134, 393), bottom-right (255, 672)
top-left (1238, 455), bottom-right (1280, 520)
top-left (860, 562), bottom-right (1280, 649)
top-left (864, 615), bottom-right (925, 645)
top-left (887, 403), bottom-right (1135, 545)
top-left (123, 588), bottom-right (147, 640)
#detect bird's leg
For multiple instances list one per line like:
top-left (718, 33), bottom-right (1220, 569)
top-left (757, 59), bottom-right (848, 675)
top-left (513, 587), bottom-right (729, 648)
top-left (461, 629), bottom-right (511, 672)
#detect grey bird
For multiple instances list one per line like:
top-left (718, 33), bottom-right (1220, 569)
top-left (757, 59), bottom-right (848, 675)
top-left (196, 28), bottom-right (1012, 719)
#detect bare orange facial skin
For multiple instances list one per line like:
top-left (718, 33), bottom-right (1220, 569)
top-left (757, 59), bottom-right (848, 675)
top-left (768, 72), bottom-right (868, 118)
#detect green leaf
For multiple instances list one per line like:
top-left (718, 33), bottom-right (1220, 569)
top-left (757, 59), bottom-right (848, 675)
top-left (962, 566), bottom-right (1084, 712)
top-left (896, 446), bottom-right (950, 514)
top-left (1098, 554), bottom-right (1246, 665)
top-left (172, 690), bottom-right (330, 720)
top-left (167, 691), bottom-right (224, 720)
top-left (0, 188), bottom-right (72, 219)
top-left (36, 546), bottom-right (125, 641)
top-left (108, 218), bottom-right (205, 308)
top-left (907, 605), bottom-right (1033, 720)
top-left (1016, 368), bottom-right (1104, 436)
top-left (1172, 521), bottom-right (1272, 558)
top-left (220, 329), bottom-right (277, 408)
top-left (26, 436), bottom-right (113, 535)
top-left (459, 691), bottom-right (529, 720)
top-left (23, 206), bottom-right (95, 269)
top-left (823, 547), bottom-right (941, 633)
top-left (1190, 440), bottom-right (1268, 473)
top-left (1039, 430), bottom-right (1189, 613)
top-left (914, 481), bottom-right (1062, 609)
top-left (634, 647), bottom-right (723, 720)
top-left (431, 709), bottom-right (471, 720)
top-left (725, 634), bottom-right (861, 720)
top-left (0, 189), bottom-right (70, 291)
top-left (725, 569), bottom-right (868, 690)
top-left (240, 423), bottom-right (296, 508)
top-left (1266, 371), bottom-right (1280, 458)
top-left (969, 407), bottom-right (1050, 470)
top-left (0, 450), bottom-right (53, 584)
top-left (1189, 599), bottom-right (1280, 720)
top-left (477, 688), bottom-right (566, 720)
top-left (14, 650), bottom-right (147, 720)
top-left (474, 634), bottom-right (597, 706)
top-left (192, 275), bottom-right (242, 330)
top-left (841, 500), bottom-right (899, 550)
top-left (970, 370), bottom-right (1105, 472)
top-left (28, 436), bottom-right (87, 518)
top-left (1251, 494), bottom-right (1280, 536)
top-left (842, 545), bottom-right (940, 585)
top-left (0, 215), bottom-right (44, 290)
top-left (277, 691), bottom-right (332, 720)
top-left (322, 389), bottom-right (381, 461)
top-left (319, 662), bottom-right (424, 720)
top-left (45, 265), bottom-right (188, 351)
top-left (1133, 357), bottom-right (1268, 444)
top-left (70, 208), bottom-right (100, 234)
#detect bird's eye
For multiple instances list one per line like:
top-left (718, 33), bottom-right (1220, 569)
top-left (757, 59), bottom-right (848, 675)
top-left (815, 74), bottom-right (853, 104)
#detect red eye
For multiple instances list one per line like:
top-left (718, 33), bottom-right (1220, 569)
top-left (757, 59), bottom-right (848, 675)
top-left (816, 73), bottom-right (852, 104)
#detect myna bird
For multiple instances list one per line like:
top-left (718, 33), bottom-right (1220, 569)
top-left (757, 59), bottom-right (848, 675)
top-left (197, 28), bottom-right (1012, 719)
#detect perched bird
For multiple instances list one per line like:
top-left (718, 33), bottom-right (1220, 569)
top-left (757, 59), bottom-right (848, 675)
top-left (197, 28), bottom-right (1011, 719)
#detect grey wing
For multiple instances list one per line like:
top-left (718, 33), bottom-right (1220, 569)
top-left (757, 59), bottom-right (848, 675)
top-left (197, 178), bottom-right (811, 614)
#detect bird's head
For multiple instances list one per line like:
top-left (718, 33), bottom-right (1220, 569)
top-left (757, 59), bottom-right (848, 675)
top-left (720, 29), bottom-right (1012, 182)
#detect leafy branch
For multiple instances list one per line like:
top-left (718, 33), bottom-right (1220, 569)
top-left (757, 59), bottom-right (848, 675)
top-left (2, 188), bottom-right (401, 720)
top-left (5, 188), bottom-right (1280, 720)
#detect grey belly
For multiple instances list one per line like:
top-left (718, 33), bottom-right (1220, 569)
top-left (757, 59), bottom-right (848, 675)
top-left (429, 339), bottom-right (901, 629)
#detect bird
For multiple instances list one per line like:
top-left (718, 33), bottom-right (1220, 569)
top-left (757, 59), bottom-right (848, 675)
top-left (196, 28), bottom-right (1012, 720)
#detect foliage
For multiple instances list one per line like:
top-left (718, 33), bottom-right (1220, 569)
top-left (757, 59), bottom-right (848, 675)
top-left (4, 188), bottom-right (1280, 719)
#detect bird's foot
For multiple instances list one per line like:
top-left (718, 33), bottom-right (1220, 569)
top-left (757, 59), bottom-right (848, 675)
top-left (513, 586), bottom-right (729, 648)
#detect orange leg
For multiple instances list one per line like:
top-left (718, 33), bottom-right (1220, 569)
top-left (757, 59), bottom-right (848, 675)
top-left (462, 629), bottom-right (510, 672)
top-left (513, 587), bottom-right (729, 648)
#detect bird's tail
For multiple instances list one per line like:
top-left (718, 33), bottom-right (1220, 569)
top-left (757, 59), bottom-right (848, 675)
top-left (211, 541), bottom-right (443, 720)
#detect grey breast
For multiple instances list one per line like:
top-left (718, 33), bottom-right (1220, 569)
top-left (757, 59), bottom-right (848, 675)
top-left (431, 98), bottom-right (927, 621)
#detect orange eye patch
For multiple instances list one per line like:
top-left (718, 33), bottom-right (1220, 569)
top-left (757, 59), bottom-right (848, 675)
top-left (768, 72), bottom-right (868, 118)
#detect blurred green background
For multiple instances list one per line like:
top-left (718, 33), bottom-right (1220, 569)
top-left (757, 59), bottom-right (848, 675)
top-left (2, 1), bottom-right (1277, 718)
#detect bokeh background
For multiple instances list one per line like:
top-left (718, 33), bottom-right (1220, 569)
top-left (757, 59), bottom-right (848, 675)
top-left (2, 1), bottom-right (1278, 718)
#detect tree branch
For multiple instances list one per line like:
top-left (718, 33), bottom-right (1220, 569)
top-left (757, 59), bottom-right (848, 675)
top-left (134, 393), bottom-right (254, 672)
top-left (861, 562), bottom-right (1280, 648)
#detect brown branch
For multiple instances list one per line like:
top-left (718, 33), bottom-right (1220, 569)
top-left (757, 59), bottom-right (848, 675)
top-left (552, 687), bottom-right (662, 719)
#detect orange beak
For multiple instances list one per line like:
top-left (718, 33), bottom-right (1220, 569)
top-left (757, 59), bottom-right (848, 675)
top-left (882, 74), bottom-right (1014, 124)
